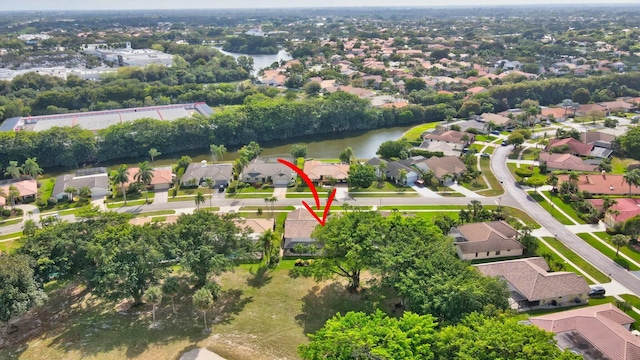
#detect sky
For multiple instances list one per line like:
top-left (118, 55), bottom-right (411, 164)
top-left (1, 0), bottom-right (639, 11)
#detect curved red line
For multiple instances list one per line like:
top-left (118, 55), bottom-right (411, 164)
top-left (278, 158), bottom-right (320, 209)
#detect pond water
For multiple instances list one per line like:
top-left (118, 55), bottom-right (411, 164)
top-left (214, 47), bottom-right (292, 75)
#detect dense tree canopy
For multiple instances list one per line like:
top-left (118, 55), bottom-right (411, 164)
top-left (0, 254), bottom-right (47, 325)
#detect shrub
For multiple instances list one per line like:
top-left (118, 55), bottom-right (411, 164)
top-left (2, 209), bottom-right (10, 217)
top-left (47, 197), bottom-right (58, 206)
top-left (35, 197), bottom-right (47, 208)
top-left (253, 182), bottom-right (263, 189)
top-left (227, 180), bottom-right (238, 193)
top-left (13, 208), bottom-right (23, 216)
top-left (261, 184), bottom-right (270, 190)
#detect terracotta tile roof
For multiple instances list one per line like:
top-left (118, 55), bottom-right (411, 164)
top-left (530, 303), bottom-right (640, 360)
top-left (303, 161), bottom-right (350, 181)
top-left (234, 218), bottom-right (275, 236)
top-left (475, 257), bottom-right (590, 302)
top-left (0, 179), bottom-right (38, 206)
top-left (546, 137), bottom-right (593, 156)
top-left (480, 112), bottom-right (512, 126)
top-left (538, 152), bottom-right (599, 172)
top-left (423, 129), bottom-right (471, 144)
top-left (540, 107), bottom-right (569, 119)
top-left (452, 221), bottom-right (524, 254)
top-left (558, 174), bottom-right (640, 195)
top-left (423, 156), bottom-right (467, 179)
top-left (466, 86), bottom-right (487, 94)
top-left (123, 167), bottom-right (173, 187)
top-left (601, 198), bottom-right (640, 223)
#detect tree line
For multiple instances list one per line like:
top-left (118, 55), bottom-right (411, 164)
top-left (0, 91), bottom-right (445, 169)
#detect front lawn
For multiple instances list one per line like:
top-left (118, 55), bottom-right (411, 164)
top-left (477, 157), bottom-right (504, 196)
top-left (577, 233), bottom-right (640, 270)
top-left (38, 178), bottom-right (55, 200)
top-left (106, 199), bottom-right (154, 208)
top-left (593, 232), bottom-right (640, 265)
top-left (0, 238), bottom-right (24, 254)
top-left (402, 121), bottom-right (441, 141)
top-left (542, 191), bottom-right (586, 224)
top-left (349, 181), bottom-right (412, 193)
top-left (534, 239), bottom-right (592, 283)
top-left (529, 193), bottom-right (574, 225)
top-left (543, 237), bottom-right (610, 283)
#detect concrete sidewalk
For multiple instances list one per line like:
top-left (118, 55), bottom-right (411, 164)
top-left (409, 184), bottom-right (442, 198)
top-left (448, 182), bottom-right (481, 198)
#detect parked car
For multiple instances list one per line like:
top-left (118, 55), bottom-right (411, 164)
top-left (588, 285), bottom-right (606, 297)
top-left (218, 185), bottom-right (225, 193)
top-left (480, 152), bottom-right (491, 158)
top-left (501, 140), bottom-right (507, 146)
top-left (490, 130), bottom-right (500, 135)
top-left (414, 179), bottom-right (425, 187)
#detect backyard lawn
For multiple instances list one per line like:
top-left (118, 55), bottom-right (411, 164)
top-left (401, 121), bottom-right (441, 141)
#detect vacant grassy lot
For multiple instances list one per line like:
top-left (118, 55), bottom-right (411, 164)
top-left (577, 233), bottom-right (640, 271)
top-left (0, 264), bottom-right (386, 360)
top-left (543, 237), bottom-right (610, 283)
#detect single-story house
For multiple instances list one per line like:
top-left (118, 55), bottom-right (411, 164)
top-left (283, 209), bottom-right (322, 256)
top-left (240, 159), bottom-right (296, 186)
top-left (540, 107), bottom-right (569, 122)
top-left (581, 131), bottom-right (615, 158)
top-left (385, 159), bottom-right (420, 185)
top-left (597, 198), bottom-right (640, 229)
top-left (530, 303), bottom-right (640, 360)
top-left (454, 119), bottom-right (487, 133)
top-left (449, 221), bottom-right (524, 260)
top-left (475, 257), bottom-right (590, 308)
top-left (423, 156), bottom-right (467, 181)
top-left (478, 113), bottom-right (514, 128)
top-left (52, 170), bottom-right (109, 200)
top-left (546, 138), bottom-right (593, 157)
top-left (234, 218), bottom-right (275, 242)
top-left (303, 161), bottom-right (349, 184)
top-left (558, 174), bottom-right (640, 196)
top-left (181, 161), bottom-right (233, 187)
top-left (416, 141), bottom-right (463, 157)
top-left (538, 152), bottom-right (599, 172)
top-left (422, 129), bottom-right (474, 145)
top-left (0, 178), bottom-right (38, 206)
top-left (120, 167), bottom-right (174, 190)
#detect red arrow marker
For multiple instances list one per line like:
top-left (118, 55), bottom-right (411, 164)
top-left (278, 158), bottom-right (336, 226)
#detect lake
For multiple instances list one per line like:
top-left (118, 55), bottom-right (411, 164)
top-left (213, 47), bottom-right (292, 75)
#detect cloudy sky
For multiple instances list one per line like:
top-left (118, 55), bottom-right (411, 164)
top-left (1, 0), bottom-right (638, 11)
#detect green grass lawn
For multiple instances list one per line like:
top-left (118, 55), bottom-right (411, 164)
top-left (611, 157), bottom-right (638, 174)
top-left (542, 191), bottom-right (586, 224)
top-left (507, 163), bottom-right (547, 184)
top-left (379, 205), bottom-right (466, 210)
top-left (461, 176), bottom-right (488, 191)
top-left (0, 232), bottom-right (22, 241)
top-left (477, 157), bottom-right (504, 196)
top-left (529, 193), bottom-right (574, 225)
top-left (402, 121), bottom-right (441, 141)
top-left (593, 232), bottom-right (640, 265)
top-left (0, 218), bottom-right (22, 227)
top-left (350, 192), bottom-right (420, 198)
top-left (240, 206), bottom-right (296, 211)
top-left (106, 199), bottom-right (154, 208)
top-left (468, 144), bottom-right (485, 152)
top-left (0, 238), bottom-right (24, 254)
top-left (474, 135), bottom-right (497, 143)
top-left (413, 212), bottom-right (459, 222)
top-left (236, 186), bottom-right (275, 194)
top-left (521, 148), bottom-right (540, 161)
top-left (38, 178), bottom-right (55, 200)
top-left (349, 181), bottom-right (410, 193)
top-left (482, 146), bottom-right (495, 154)
top-left (620, 294), bottom-right (640, 309)
top-left (485, 206), bottom-right (541, 229)
top-left (543, 237), bottom-right (610, 283)
top-left (535, 239), bottom-right (593, 284)
top-left (104, 191), bottom-right (152, 204)
top-left (577, 233), bottom-right (640, 270)
top-left (131, 210), bottom-right (176, 218)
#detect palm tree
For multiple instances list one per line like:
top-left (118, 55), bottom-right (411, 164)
top-left (22, 219), bottom-right (38, 236)
top-left (135, 161), bottom-right (154, 204)
top-left (210, 144), bottom-right (227, 163)
top-left (162, 276), bottom-right (180, 314)
top-left (611, 234), bottom-right (629, 257)
top-left (193, 288), bottom-right (214, 332)
top-left (195, 191), bottom-right (205, 210)
top-left (547, 173), bottom-right (559, 190)
top-left (148, 148), bottom-right (161, 164)
top-left (398, 169), bottom-right (407, 186)
top-left (568, 171), bottom-right (580, 185)
top-left (78, 186), bottom-right (92, 203)
top-left (7, 185), bottom-right (19, 210)
top-left (378, 161), bottom-right (387, 181)
top-left (22, 158), bottom-right (43, 179)
top-left (603, 197), bottom-right (618, 211)
top-left (204, 178), bottom-right (214, 208)
top-left (484, 121), bottom-right (497, 134)
top-left (622, 168), bottom-right (640, 195)
top-left (571, 102), bottom-right (580, 117)
top-left (259, 229), bottom-right (279, 265)
top-left (562, 99), bottom-right (573, 117)
top-left (264, 196), bottom-right (278, 218)
top-left (143, 286), bottom-right (162, 326)
top-left (0, 187), bottom-right (6, 214)
top-left (339, 147), bottom-right (354, 164)
top-left (4, 161), bottom-right (22, 179)
top-left (64, 186), bottom-right (78, 203)
top-left (110, 165), bottom-right (130, 204)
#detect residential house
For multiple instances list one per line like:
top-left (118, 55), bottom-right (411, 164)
top-left (558, 174), bottom-right (640, 196)
top-left (449, 221), bottom-right (524, 260)
top-left (581, 131), bottom-right (615, 158)
top-left (240, 159), bottom-right (296, 186)
top-left (530, 303), bottom-right (640, 360)
top-left (416, 141), bottom-right (463, 157)
top-left (303, 161), bottom-right (349, 184)
top-left (0, 178), bottom-right (38, 206)
top-left (234, 217), bottom-right (275, 242)
top-left (479, 113), bottom-right (514, 129)
top-left (540, 107), bottom-right (569, 122)
top-left (52, 168), bottom-right (109, 200)
top-left (546, 138), bottom-right (593, 157)
top-left (423, 156), bottom-right (467, 181)
top-left (181, 161), bottom-right (233, 187)
top-left (422, 129), bottom-right (474, 146)
top-left (475, 257), bottom-right (590, 308)
top-left (538, 152), bottom-right (599, 172)
top-left (596, 198), bottom-right (640, 229)
top-left (120, 167), bottom-right (174, 190)
top-left (283, 209), bottom-right (321, 256)
top-left (384, 159), bottom-right (420, 185)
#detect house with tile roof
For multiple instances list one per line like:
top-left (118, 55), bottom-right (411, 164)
top-left (422, 129), bottom-right (474, 145)
top-left (530, 303), bottom-right (640, 360)
top-left (120, 167), bottom-right (174, 190)
top-left (52, 171), bottom-right (109, 201)
top-left (546, 137), bottom-right (594, 157)
top-left (597, 198), bottom-right (640, 228)
top-left (423, 156), bottom-right (467, 181)
top-left (0, 178), bottom-right (38, 206)
top-left (538, 152), bottom-right (599, 172)
top-left (449, 221), bottom-right (524, 260)
top-left (303, 161), bottom-right (350, 184)
top-left (283, 209), bottom-right (322, 256)
top-left (240, 159), bottom-right (296, 186)
top-left (181, 161), bottom-right (233, 187)
top-left (558, 174), bottom-right (640, 196)
top-left (479, 113), bottom-right (514, 128)
top-left (475, 257), bottom-right (590, 308)
top-left (234, 218), bottom-right (275, 242)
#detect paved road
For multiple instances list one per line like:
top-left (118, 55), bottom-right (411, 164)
top-left (491, 144), bottom-right (640, 294)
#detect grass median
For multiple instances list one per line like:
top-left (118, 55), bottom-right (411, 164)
top-left (529, 193), bottom-right (574, 225)
top-left (543, 236), bottom-right (610, 283)
top-left (536, 239), bottom-right (594, 284)
top-left (542, 191), bottom-right (585, 224)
